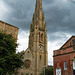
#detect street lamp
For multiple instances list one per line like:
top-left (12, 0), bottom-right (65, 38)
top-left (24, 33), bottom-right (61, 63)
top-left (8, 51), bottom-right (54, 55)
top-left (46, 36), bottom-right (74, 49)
top-left (44, 65), bottom-right (46, 75)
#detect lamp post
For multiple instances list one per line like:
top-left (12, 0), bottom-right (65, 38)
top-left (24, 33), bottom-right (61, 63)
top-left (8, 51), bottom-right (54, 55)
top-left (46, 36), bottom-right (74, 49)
top-left (44, 65), bottom-right (46, 75)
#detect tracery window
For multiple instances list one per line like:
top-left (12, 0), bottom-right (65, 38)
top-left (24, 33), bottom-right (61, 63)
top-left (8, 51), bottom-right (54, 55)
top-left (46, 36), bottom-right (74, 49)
top-left (24, 59), bottom-right (31, 68)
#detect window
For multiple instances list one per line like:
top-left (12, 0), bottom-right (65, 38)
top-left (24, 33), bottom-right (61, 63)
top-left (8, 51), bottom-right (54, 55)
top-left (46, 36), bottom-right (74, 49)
top-left (70, 39), bottom-right (75, 46)
top-left (40, 55), bottom-right (42, 59)
top-left (41, 33), bottom-right (43, 41)
top-left (24, 60), bottom-right (31, 68)
top-left (64, 62), bottom-right (67, 70)
top-left (72, 39), bottom-right (75, 45)
top-left (26, 73), bottom-right (29, 75)
top-left (31, 73), bottom-right (32, 75)
top-left (73, 47), bottom-right (75, 50)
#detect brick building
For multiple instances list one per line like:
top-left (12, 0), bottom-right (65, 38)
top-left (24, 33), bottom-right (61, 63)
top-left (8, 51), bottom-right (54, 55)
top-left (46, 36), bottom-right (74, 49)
top-left (53, 36), bottom-right (75, 75)
top-left (0, 20), bottom-right (19, 41)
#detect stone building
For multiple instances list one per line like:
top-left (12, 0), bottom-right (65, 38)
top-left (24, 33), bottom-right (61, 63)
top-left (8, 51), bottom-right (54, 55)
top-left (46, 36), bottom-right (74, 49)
top-left (53, 36), bottom-right (75, 75)
top-left (16, 0), bottom-right (48, 75)
top-left (0, 20), bottom-right (19, 41)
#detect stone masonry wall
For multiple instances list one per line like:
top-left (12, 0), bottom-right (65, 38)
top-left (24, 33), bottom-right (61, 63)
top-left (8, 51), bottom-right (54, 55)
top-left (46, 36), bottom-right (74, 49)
top-left (0, 20), bottom-right (19, 41)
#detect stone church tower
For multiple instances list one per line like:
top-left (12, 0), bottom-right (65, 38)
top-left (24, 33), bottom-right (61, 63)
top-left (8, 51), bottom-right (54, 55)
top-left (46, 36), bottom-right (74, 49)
top-left (16, 0), bottom-right (48, 75)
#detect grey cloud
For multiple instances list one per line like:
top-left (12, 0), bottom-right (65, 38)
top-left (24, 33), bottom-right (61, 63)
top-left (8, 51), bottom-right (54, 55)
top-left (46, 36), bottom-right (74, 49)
top-left (43, 0), bottom-right (55, 4)
top-left (45, 5), bottom-right (75, 35)
top-left (48, 32), bottom-right (70, 41)
top-left (1, 0), bottom-right (75, 42)
top-left (2, 0), bottom-right (36, 30)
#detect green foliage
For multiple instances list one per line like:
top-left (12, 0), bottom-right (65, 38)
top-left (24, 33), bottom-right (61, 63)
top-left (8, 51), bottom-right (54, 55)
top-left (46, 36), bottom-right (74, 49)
top-left (17, 51), bottom-right (25, 59)
top-left (0, 32), bottom-right (23, 75)
top-left (40, 66), bottom-right (53, 75)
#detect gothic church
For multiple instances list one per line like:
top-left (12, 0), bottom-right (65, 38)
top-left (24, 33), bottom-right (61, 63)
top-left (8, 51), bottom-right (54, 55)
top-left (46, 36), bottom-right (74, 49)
top-left (16, 0), bottom-right (48, 75)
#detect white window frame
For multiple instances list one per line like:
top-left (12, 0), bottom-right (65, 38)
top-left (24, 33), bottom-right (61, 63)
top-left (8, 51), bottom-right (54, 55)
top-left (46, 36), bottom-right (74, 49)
top-left (64, 62), bottom-right (67, 70)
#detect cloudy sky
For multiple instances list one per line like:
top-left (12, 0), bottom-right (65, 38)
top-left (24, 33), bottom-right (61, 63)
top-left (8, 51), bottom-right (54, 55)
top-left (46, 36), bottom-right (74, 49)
top-left (0, 0), bottom-right (75, 65)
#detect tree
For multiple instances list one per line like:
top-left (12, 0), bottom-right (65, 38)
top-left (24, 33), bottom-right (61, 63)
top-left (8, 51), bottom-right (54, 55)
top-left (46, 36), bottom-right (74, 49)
top-left (40, 66), bottom-right (53, 75)
top-left (0, 32), bottom-right (23, 75)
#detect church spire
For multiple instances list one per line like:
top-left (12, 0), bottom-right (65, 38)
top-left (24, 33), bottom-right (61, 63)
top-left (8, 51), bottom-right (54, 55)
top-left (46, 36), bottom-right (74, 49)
top-left (33, 0), bottom-right (43, 20)
top-left (28, 1), bottom-right (48, 74)
top-left (35, 0), bottom-right (42, 11)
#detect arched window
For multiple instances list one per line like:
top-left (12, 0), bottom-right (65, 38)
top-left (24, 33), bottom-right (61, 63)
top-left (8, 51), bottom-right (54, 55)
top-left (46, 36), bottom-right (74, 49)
top-left (41, 33), bottom-right (43, 41)
top-left (24, 59), bottom-right (31, 68)
top-left (40, 55), bottom-right (42, 60)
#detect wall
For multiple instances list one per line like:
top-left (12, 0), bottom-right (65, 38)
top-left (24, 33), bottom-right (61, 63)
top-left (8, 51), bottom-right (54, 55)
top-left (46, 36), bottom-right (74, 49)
top-left (0, 20), bottom-right (19, 41)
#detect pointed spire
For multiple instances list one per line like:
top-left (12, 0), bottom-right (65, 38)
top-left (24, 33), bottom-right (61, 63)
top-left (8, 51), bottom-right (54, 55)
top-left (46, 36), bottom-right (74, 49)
top-left (35, 0), bottom-right (39, 11)
top-left (34, 0), bottom-right (43, 20)
top-left (39, 0), bottom-right (42, 9)
top-left (31, 0), bottom-right (46, 29)
top-left (35, 0), bottom-right (42, 10)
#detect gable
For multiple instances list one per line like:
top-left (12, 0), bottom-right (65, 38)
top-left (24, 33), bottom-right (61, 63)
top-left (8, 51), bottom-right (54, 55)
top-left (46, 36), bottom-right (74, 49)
top-left (60, 36), bottom-right (75, 49)
top-left (23, 48), bottom-right (33, 61)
